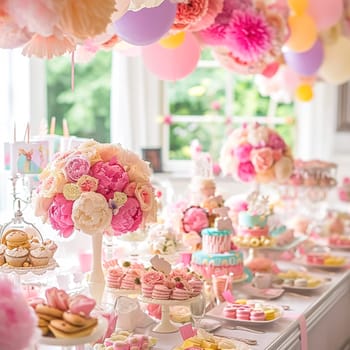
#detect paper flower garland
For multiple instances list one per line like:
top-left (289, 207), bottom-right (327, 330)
top-left (219, 123), bottom-right (294, 184)
top-left (35, 140), bottom-right (157, 237)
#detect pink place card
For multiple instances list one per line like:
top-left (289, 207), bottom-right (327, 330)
top-left (222, 290), bottom-right (235, 303)
top-left (179, 323), bottom-right (196, 340)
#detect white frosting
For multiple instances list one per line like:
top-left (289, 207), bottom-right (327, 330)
top-left (5, 247), bottom-right (28, 257)
top-left (30, 246), bottom-right (51, 258)
top-left (0, 244), bottom-right (6, 255)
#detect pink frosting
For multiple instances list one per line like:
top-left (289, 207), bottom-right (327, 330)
top-left (64, 155), bottom-right (90, 182)
top-left (141, 271), bottom-right (164, 286)
top-left (111, 197), bottom-right (142, 234)
top-left (45, 287), bottom-right (69, 311)
top-left (69, 294), bottom-right (96, 317)
top-left (48, 194), bottom-right (74, 238)
top-left (89, 157), bottom-right (129, 200)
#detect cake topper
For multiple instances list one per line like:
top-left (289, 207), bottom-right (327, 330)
top-left (246, 191), bottom-right (270, 216)
top-left (213, 206), bottom-right (233, 232)
top-left (150, 255), bottom-right (171, 275)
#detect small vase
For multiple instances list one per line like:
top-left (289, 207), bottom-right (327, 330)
top-left (88, 232), bottom-right (105, 303)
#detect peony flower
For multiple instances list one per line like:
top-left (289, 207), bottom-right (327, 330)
top-left (134, 183), bottom-right (155, 212)
top-left (34, 196), bottom-right (53, 220)
top-left (172, 0), bottom-right (209, 31)
top-left (267, 131), bottom-right (286, 151)
top-left (111, 197), bottom-right (143, 234)
top-left (48, 194), bottom-right (74, 238)
top-left (77, 140), bottom-right (102, 164)
top-left (247, 125), bottom-right (269, 146)
top-left (64, 155), bottom-right (90, 182)
top-left (237, 161), bottom-right (256, 182)
top-left (89, 157), bottom-right (129, 200)
top-left (182, 206), bottom-right (209, 233)
top-left (251, 147), bottom-right (274, 173)
top-left (234, 143), bottom-right (253, 162)
top-left (77, 175), bottom-right (99, 192)
top-left (39, 171), bottom-right (66, 198)
top-left (124, 182), bottom-right (137, 197)
top-left (226, 9), bottom-right (272, 62)
top-left (274, 156), bottom-right (294, 182)
top-left (189, 0), bottom-right (224, 31)
top-left (97, 143), bottom-right (120, 162)
top-left (72, 192), bottom-right (112, 235)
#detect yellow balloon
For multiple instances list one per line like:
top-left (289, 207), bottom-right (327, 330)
top-left (287, 0), bottom-right (308, 15)
top-left (319, 36), bottom-right (350, 85)
top-left (286, 13), bottom-right (317, 52)
top-left (296, 84), bottom-right (313, 101)
top-left (159, 32), bottom-right (186, 49)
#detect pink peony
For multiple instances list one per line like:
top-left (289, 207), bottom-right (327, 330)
top-left (173, 0), bottom-right (209, 31)
top-left (48, 194), bottom-right (74, 238)
top-left (0, 275), bottom-right (39, 350)
top-left (124, 182), bottom-right (137, 196)
top-left (267, 132), bottom-right (286, 151)
top-left (89, 157), bottom-right (129, 200)
top-left (251, 147), bottom-right (274, 173)
top-left (64, 155), bottom-right (90, 182)
top-left (237, 161), bottom-right (256, 182)
top-left (182, 206), bottom-right (209, 233)
top-left (234, 143), bottom-right (253, 162)
top-left (226, 9), bottom-right (272, 62)
top-left (189, 0), bottom-right (224, 31)
top-left (111, 197), bottom-right (142, 234)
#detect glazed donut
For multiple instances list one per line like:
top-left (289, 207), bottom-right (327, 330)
top-left (250, 237), bottom-right (260, 247)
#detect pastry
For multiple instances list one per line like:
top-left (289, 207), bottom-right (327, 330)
top-left (48, 323), bottom-right (96, 339)
top-left (4, 229), bottom-right (30, 249)
top-left (43, 239), bottom-right (58, 258)
top-left (5, 247), bottom-right (29, 267)
top-left (29, 246), bottom-right (51, 266)
top-left (36, 304), bottom-right (64, 320)
top-left (264, 309), bottom-right (275, 320)
top-left (51, 318), bottom-right (97, 333)
top-left (236, 307), bottom-right (250, 320)
top-left (294, 278), bottom-right (308, 288)
top-left (0, 244), bottom-right (6, 265)
top-left (250, 309), bottom-right (265, 321)
top-left (151, 284), bottom-right (171, 300)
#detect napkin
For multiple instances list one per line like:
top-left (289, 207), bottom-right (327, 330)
top-left (116, 297), bottom-right (153, 331)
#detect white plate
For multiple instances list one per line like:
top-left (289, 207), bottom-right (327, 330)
top-left (206, 301), bottom-right (283, 325)
top-left (105, 287), bottom-right (140, 296)
top-left (273, 279), bottom-right (326, 291)
top-left (39, 317), bottom-right (107, 346)
top-left (172, 336), bottom-right (249, 350)
top-left (328, 244), bottom-right (350, 251)
top-left (0, 258), bottom-right (58, 275)
top-left (139, 295), bottom-right (201, 306)
top-left (299, 258), bottom-right (348, 270)
top-left (241, 284), bottom-right (285, 300)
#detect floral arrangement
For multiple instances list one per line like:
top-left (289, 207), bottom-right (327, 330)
top-left (35, 140), bottom-right (157, 238)
top-left (219, 123), bottom-right (293, 183)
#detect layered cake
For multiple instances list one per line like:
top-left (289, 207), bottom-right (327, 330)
top-left (191, 227), bottom-right (244, 280)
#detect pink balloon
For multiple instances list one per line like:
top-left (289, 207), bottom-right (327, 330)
top-left (307, 0), bottom-right (343, 30)
top-left (142, 33), bottom-right (200, 81)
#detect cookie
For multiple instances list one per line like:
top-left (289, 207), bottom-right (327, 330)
top-left (36, 304), bottom-right (64, 319)
top-left (48, 324), bottom-right (96, 339)
top-left (50, 320), bottom-right (86, 334)
top-left (38, 318), bottom-right (49, 327)
top-left (39, 326), bottom-right (50, 336)
top-left (62, 312), bottom-right (95, 327)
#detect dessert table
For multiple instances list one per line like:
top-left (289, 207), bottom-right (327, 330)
top-left (133, 259), bottom-right (350, 350)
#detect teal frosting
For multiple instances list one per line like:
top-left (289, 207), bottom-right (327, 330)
top-left (192, 250), bottom-right (243, 266)
top-left (238, 212), bottom-right (267, 228)
top-left (269, 225), bottom-right (287, 237)
top-left (201, 228), bottom-right (230, 237)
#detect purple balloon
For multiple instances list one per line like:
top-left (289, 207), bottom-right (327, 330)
top-left (114, 0), bottom-right (177, 46)
top-left (284, 39), bottom-right (324, 76)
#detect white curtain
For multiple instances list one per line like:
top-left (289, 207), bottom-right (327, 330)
top-left (109, 52), bottom-right (163, 154)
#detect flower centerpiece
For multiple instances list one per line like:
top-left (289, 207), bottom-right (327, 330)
top-left (219, 123), bottom-right (293, 184)
top-left (35, 140), bottom-right (157, 301)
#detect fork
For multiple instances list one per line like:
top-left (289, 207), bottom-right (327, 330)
top-left (214, 333), bottom-right (258, 346)
top-left (224, 325), bottom-right (265, 334)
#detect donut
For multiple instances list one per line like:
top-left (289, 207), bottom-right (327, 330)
top-left (250, 237), bottom-right (260, 247)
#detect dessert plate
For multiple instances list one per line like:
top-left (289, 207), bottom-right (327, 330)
top-left (206, 301), bottom-right (283, 325)
top-left (0, 258), bottom-right (58, 275)
top-left (328, 244), bottom-right (350, 251)
top-left (298, 257), bottom-right (348, 270)
top-left (198, 318), bottom-right (222, 332)
top-left (241, 284), bottom-right (284, 300)
top-left (39, 317), bottom-right (107, 346)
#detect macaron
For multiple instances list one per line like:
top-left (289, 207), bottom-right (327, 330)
top-left (236, 307), bottom-right (251, 320)
top-left (250, 309), bottom-right (266, 321)
top-left (294, 278), bottom-right (308, 288)
top-left (264, 309), bottom-right (275, 321)
top-left (223, 305), bottom-right (237, 319)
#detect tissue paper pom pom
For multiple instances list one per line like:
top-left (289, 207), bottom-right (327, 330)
top-left (225, 9), bottom-right (272, 62)
top-left (4, 0), bottom-right (58, 37)
top-left (129, 0), bottom-right (165, 11)
top-left (188, 0), bottom-right (224, 31)
top-left (22, 34), bottom-right (75, 59)
top-left (172, 0), bottom-right (209, 31)
top-left (0, 275), bottom-right (39, 350)
top-left (57, 0), bottom-right (115, 40)
top-left (0, 11), bottom-right (32, 49)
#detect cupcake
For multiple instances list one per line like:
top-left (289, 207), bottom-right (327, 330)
top-left (5, 247), bottom-right (29, 267)
top-left (29, 246), bottom-right (51, 266)
top-left (5, 230), bottom-right (30, 249)
top-left (106, 267), bottom-right (124, 289)
top-left (0, 244), bottom-right (6, 265)
top-left (43, 239), bottom-right (58, 258)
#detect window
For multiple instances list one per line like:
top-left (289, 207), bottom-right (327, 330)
top-left (46, 51), bottom-right (112, 142)
top-left (163, 51), bottom-right (295, 173)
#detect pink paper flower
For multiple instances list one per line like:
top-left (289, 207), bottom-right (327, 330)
top-left (182, 206), bottom-right (209, 233)
top-left (64, 155), bottom-right (90, 182)
top-left (237, 161), bottom-right (256, 182)
top-left (267, 132), bottom-right (286, 151)
top-left (111, 197), bottom-right (142, 234)
top-left (234, 143), bottom-right (253, 162)
top-left (189, 0), bottom-right (224, 31)
top-left (48, 194), bottom-right (74, 238)
top-left (226, 9), bottom-right (272, 62)
top-left (251, 147), bottom-right (274, 173)
top-left (141, 271), bottom-right (164, 286)
top-left (89, 157), bottom-right (129, 200)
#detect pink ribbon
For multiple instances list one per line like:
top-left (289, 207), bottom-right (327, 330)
top-left (285, 312), bottom-right (308, 350)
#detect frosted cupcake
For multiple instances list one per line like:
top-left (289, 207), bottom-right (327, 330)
top-left (5, 247), bottom-right (29, 267)
top-left (43, 239), bottom-right (58, 258)
top-left (29, 246), bottom-right (51, 266)
top-left (0, 244), bottom-right (6, 265)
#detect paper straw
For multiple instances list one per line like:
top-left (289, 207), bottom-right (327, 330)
top-left (63, 118), bottom-right (70, 138)
top-left (71, 51), bottom-right (75, 91)
top-left (49, 116), bottom-right (56, 135)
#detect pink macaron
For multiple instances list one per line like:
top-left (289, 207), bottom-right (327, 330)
top-left (223, 305), bottom-right (238, 319)
top-left (236, 307), bottom-right (251, 320)
top-left (250, 309), bottom-right (265, 321)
